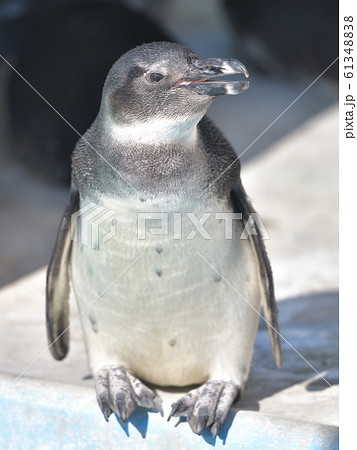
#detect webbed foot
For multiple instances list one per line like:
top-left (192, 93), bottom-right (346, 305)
top-left (168, 380), bottom-right (239, 437)
top-left (94, 366), bottom-right (157, 422)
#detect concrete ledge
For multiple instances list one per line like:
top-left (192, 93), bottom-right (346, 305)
top-left (0, 375), bottom-right (338, 449)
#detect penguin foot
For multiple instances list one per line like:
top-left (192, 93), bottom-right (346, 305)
top-left (94, 366), bottom-right (157, 422)
top-left (168, 380), bottom-right (239, 438)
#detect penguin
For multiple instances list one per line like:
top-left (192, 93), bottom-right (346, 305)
top-left (46, 41), bottom-right (282, 437)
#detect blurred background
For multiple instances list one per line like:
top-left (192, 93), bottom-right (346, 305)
top-left (0, 0), bottom-right (338, 432)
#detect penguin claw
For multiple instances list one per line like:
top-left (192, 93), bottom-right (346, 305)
top-left (210, 420), bottom-right (222, 439)
top-left (169, 385), bottom-right (203, 421)
top-left (193, 416), bottom-right (208, 435)
top-left (168, 398), bottom-right (191, 420)
top-left (94, 366), bottom-right (157, 422)
top-left (99, 402), bottom-right (112, 422)
top-left (116, 402), bottom-right (126, 422)
top-left (96, 398), bottom-right (110, 421)
top-left (169, 380), bottom-right (240, 437)
top-left (167, 403), bottom-right (180, 421)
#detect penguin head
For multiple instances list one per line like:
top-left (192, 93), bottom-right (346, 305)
top-left (100, 42), bottom-right (249, 143)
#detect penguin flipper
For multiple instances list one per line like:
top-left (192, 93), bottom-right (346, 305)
top-left (231, 182), bottom-right (282, 368)
top-left (46, 186), bottom-right (79, 360)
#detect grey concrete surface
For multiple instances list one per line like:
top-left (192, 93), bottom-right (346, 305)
top-left (0, 375), bottom-right (338, 449)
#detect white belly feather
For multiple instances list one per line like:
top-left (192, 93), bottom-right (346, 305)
top-left (71, 195), bottom-right (261, 387)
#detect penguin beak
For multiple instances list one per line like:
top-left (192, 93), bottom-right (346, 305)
top-left (174, 58), bottom-right (249, 96)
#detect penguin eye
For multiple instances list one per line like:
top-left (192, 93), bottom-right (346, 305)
top-left (148, 72), bottom-right (165, 83)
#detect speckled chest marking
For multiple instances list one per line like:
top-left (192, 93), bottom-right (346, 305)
top-left (71, 194), bottom-right (261, 386)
